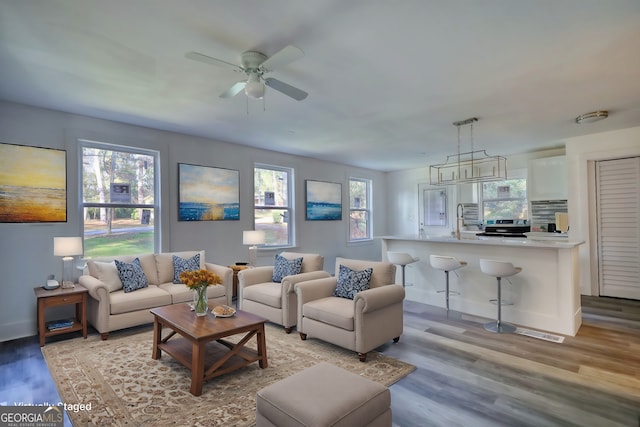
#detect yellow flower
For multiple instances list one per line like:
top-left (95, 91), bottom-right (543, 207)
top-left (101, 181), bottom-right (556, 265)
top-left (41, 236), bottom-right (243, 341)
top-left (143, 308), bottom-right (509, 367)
top-left (179, 269), bottom-right (222, 290)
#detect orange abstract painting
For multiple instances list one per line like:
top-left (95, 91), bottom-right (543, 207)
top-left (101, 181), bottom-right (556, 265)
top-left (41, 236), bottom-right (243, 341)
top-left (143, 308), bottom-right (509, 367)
top-left (0, 143), bottom-right (67, 222)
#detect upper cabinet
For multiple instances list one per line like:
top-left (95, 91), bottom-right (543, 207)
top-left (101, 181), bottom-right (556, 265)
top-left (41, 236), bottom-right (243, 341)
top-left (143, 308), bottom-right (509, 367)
top-left (528, 156), bottom-right (567, 201)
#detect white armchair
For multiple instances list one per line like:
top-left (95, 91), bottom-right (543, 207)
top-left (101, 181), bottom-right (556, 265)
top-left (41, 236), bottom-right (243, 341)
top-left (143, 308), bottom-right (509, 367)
top-left (238, 252), bottom-right (330, 333)
top-left (295, 257), bottom-right (405, 362)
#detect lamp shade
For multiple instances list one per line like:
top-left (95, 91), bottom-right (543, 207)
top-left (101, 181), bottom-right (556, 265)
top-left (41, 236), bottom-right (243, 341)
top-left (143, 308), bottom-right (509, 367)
top-left (53, 237), bottom-right (83, 257)
top-left (244, 73), bottom-right (265, 99)
top-left (243, 230), bottom-right (265, 246)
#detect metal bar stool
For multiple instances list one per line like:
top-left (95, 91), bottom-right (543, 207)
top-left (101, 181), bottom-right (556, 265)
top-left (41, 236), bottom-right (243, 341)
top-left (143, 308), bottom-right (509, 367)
top-left (386, 252), bottom-right (420, 288)
top-left (429, 255), bottom-right (467, 311)
top-left (480, 259), bottom-right (522, 333)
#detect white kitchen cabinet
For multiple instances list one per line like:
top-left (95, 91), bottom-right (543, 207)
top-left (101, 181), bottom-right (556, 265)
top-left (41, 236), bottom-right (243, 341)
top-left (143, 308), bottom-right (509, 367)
top-left (528, 156), bottom-right (567, 201)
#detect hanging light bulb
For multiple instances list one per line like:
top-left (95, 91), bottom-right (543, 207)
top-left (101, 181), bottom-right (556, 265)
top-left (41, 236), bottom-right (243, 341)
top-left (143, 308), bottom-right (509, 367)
top-left (244, 73), bottom-right (265, 99)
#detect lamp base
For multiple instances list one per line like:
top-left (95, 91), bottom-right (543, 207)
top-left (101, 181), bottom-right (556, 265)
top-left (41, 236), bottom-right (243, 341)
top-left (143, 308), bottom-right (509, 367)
top-left (61, 280), bottom-right (75, 289)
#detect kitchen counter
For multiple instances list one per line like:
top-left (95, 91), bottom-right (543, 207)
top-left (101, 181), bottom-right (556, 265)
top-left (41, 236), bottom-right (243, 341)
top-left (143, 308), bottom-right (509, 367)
top-left (381, 235), bottom-right (585, 336)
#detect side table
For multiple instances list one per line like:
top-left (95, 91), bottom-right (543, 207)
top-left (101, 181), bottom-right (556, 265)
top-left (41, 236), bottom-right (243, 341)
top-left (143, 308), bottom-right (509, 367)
top-left (34, 284), bottom-right (88, 347)
top-left (228, 264), bottom-right (251, 301)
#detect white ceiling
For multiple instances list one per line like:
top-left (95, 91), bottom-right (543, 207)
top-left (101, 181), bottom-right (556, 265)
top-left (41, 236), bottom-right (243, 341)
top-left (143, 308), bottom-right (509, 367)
top-left (1, 1), bottom-right (639, 171)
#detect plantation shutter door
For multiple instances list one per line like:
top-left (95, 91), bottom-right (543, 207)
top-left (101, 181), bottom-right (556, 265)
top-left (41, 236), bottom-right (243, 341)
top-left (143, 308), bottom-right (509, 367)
top-left (596, 157), bottom-right (640, 299)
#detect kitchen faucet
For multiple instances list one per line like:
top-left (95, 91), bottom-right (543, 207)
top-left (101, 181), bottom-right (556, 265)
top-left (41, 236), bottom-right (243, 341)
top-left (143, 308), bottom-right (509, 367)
top-left (456, 203), bottom-right (464, 240)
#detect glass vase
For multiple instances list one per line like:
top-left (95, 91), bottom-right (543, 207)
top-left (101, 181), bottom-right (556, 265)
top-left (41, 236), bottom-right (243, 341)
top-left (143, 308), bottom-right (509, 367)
top-left (193, 286), bottom-right (208, 316)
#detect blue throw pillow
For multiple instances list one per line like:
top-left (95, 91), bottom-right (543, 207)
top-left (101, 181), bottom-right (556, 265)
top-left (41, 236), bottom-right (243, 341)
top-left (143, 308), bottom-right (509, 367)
top-left (173, 254), bottom-right (201, 284)
top-left (115, 258), bottom-right (148, 293)
top-left (272, 254), bottom-right (303, 283)
top-left (333, 264), bottom-right (373, 299)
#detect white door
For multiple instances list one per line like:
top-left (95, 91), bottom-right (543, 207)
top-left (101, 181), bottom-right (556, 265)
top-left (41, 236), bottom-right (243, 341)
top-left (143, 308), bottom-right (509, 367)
top-left (596, 157), bottom-right (640, 299)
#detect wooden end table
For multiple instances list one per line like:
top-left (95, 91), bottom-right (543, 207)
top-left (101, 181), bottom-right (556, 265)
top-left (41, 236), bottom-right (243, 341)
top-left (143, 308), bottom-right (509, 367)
top-left (150, 304), bottom-right (268, 396)
top-left (34, 284), bottom-right (88, 347)
top-left (228, 264), bottom-right (251, 300)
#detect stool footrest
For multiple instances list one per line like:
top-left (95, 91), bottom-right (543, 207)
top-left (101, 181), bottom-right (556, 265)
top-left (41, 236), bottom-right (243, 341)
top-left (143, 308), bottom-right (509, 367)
top-left (438, 290), bottom-right (460, 295)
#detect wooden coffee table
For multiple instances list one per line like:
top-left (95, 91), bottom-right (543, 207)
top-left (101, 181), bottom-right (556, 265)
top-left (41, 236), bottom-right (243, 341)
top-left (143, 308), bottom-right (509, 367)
top-left (150, 304), bottom-right (268, 396)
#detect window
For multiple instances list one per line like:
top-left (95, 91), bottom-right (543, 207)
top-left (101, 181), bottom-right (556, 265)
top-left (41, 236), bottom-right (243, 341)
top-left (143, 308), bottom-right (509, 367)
top-left (349, 177), bottom-right (372, 241)
top-left (254, 164), bottom-right (294, 247)
top-left (80, 141), bottom-right (159, 257)
top-left (482, 178), bottom-right (528, 221)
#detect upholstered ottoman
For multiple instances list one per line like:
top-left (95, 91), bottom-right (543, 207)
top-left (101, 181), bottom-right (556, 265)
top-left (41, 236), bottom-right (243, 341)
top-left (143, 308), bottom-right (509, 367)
top-left (256, 362), bottom-right (391, 427)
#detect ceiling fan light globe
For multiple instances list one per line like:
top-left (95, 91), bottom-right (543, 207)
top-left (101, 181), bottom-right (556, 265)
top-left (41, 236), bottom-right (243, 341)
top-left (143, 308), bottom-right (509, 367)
top-left (244, 74), bottom-right (265, 99)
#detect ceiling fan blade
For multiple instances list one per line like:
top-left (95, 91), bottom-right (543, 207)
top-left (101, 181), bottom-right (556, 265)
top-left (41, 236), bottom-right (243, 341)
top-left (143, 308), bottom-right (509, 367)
top-left (220, 81), bottom-right (247, 98)
top-left (264, 77), bottom-right (308, 101)
top-left (261, 45), bottom-right (304, 71)
top-left (185, 51), bottom-right (242, 72)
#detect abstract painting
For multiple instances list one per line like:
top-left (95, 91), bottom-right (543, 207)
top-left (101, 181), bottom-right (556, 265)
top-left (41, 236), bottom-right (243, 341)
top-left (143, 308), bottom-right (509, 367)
top-left (306, 180), bottom-right (342, 220)
top-left (178, 163), bottom-right (239, 221)
top-left (0, 142), bottom-right (67, 222)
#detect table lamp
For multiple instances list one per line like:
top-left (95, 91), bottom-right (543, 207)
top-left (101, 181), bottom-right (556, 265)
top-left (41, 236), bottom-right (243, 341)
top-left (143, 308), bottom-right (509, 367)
top-left (54, 237), bottom-right (83, 289)
top-left (243, 230), bottom-right (265, 266)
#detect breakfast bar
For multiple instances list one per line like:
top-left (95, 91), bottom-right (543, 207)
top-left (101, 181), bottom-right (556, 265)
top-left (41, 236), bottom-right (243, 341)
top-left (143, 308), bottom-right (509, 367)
top-left (381, 235), bottom-right (585, 336)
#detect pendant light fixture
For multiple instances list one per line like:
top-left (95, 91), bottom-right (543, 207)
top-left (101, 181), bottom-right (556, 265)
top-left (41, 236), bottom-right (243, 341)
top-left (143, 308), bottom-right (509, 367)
top-left (429, 117), bottom-right (507, 185)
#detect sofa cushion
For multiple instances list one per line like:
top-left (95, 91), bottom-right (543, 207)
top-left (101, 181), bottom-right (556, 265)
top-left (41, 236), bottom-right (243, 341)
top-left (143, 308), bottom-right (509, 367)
top-left (272, 254), bottom-right (303, 283)
top-left (115, 258), bottom-right (149, 293)
top-left (279, 251), bottom-right (323, 273)
top-left (302, 297), bottom-right (354, 331)
top-left (88, 260), bottom-right (123, 292)
top-left (172, 253), bottom-right (200, 284)
top-left (158, 283), bottom-right (226, 304)
top-left (109, 285), bottom-right (172, 315)
top-left (155, 250), bottom-right (205, 285)
top-left (242, 282), bottom-right (283, 309)
top-left (334, 257), bottom-right (395, 289)
top-left (334, 265), bottom-right (372, 299)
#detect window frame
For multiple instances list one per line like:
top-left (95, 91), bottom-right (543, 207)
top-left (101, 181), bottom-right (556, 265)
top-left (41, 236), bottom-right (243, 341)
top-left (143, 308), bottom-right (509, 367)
top-left (78, 139), bottom-right (161, 255)
top-left (253, 163), bottom-right (295, 248)
top-left (479, 170), bottom-right (528, 222)
top-left (348, 176), bottom-right (373, 242)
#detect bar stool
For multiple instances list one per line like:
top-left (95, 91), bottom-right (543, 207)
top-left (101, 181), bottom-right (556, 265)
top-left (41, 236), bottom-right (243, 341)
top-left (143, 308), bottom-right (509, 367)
top-left (386, 252), bottom-right (420, 288)
top-left (480, 259), bottom-right (522, 333)
top-left (429, 255), bottom-right (467, 311)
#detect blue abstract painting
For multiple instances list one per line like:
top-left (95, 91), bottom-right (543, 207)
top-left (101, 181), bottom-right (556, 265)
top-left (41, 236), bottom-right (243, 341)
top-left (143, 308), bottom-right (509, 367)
top-left (306, 180), bottom-right (342, 221)
top-left (179, 163), bottom-right (239, 221)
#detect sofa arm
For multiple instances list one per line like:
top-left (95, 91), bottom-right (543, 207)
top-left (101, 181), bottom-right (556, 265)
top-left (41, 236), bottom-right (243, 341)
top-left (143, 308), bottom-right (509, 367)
top-left (295, 277), bottom-right (337, 305)
top-left (282, 270), bottom-right (331, 294)
top-left (238, 266), bottom-right (274, 288)
top-left (78, 274), bottom-right (110, 302)
top-left (78, 274), bottom-right (111, 335)
top-left (205, 263), bottom-right (234, 306)
top-left (354, 284), bottom-right (405, 314)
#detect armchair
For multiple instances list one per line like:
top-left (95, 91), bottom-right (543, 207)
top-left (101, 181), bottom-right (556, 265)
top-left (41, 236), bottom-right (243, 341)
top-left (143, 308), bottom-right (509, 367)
top-left (295, 257), bottom-right (405, 362)
top-left (238, 252), bottom-right (330, 333)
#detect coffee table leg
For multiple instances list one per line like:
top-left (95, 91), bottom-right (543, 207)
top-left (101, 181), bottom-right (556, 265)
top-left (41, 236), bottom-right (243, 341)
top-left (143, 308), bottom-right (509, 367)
top-left (258, 324), bottom-right (268, 369)
top-left (152, 317), bottom-right (161, 360)
top-left (191, 341), bottom-right (205, 396)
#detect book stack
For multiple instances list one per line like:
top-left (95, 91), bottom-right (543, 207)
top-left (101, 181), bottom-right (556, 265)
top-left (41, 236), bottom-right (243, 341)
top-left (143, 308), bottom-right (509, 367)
top-left (47, 319), bottom-right (74, 331)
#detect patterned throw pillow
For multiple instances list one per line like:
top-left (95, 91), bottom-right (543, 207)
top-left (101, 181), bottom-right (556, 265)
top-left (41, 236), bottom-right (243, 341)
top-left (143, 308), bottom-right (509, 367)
top-left (272, 254), bottom-right (303, 283)
top-left (115, 258), bottom-right (148, 293)
top-left (173, 254), bottom-right (201, 284)
top-left (333, 264), bottom-right (373, 299)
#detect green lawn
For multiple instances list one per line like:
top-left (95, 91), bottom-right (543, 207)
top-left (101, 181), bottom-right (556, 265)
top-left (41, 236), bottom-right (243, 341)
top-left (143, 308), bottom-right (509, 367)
top-left (84, 232), bottom-right (154, 257)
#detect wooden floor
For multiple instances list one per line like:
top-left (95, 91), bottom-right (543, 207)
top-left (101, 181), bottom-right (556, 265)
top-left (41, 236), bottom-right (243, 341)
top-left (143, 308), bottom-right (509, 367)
top-left (381, 296), bottom-right (640, 427)
top-left (1, 296), bottom-right (639, 426)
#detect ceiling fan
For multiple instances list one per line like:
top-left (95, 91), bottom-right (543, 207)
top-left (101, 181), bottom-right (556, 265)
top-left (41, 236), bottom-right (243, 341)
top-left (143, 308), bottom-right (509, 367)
top-left (185, 45), bottom-right (308, 101)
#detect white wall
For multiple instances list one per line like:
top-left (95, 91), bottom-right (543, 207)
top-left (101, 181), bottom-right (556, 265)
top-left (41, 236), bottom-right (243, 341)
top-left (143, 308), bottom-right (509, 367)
top-left (0, 101), bottom-right (386, 341)
top-left (565, 126), bottom-right (640, 295)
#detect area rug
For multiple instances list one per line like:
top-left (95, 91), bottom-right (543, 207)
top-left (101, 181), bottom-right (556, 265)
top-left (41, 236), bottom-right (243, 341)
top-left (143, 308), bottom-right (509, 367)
top-left (42, 324), bottom-right (415, 426)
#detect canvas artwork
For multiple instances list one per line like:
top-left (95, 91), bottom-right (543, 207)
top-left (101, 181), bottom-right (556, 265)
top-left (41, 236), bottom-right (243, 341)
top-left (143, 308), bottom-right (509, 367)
top-left (178, 163), bottom-right (239, 221)
top-left (0, 142), bottom-right (67, 223)
top-left (306, 180), bottom-right (342, 220)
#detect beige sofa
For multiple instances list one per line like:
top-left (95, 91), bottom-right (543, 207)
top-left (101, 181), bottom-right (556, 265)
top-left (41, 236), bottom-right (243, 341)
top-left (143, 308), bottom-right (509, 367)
top-left (238, 252), bottom-right (329, 333)
top-left (79, 250), bottom-right (232, 340)
top-left (295, 257), bottom-right (405, 362)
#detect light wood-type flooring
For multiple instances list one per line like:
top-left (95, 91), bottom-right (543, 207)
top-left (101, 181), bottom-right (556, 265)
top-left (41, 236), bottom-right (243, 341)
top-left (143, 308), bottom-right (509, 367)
top-left (382, 296), bottom-right (640, 427)
top-left (1, 296), bottom-right (639, 426)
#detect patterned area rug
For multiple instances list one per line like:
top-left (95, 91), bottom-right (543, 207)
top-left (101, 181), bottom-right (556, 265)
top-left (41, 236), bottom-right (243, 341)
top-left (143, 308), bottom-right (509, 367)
top-left (42, 323), bottom-right (415, 426)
